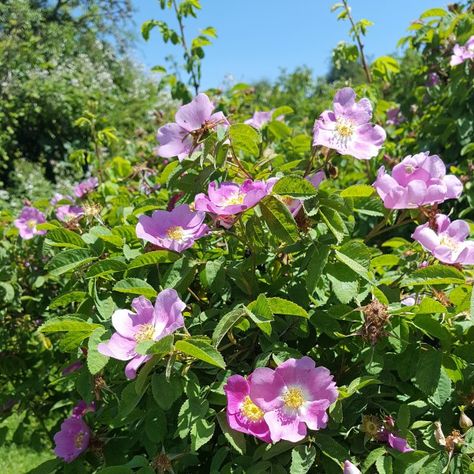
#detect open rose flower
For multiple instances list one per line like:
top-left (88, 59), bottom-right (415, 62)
top-left (374, 152), bottom-right (462, 209)
top-left (74, 177), bottom-right (99, 198)
top-left (450, 35), bottom-right (474, 66)
top-left (156, 93), bottom-right (229, 161)
top-left (98, 290), bottom-right (185, 379)
top-left (312, 87), bottom-right (386, 160)
top-left (136, 204), bottom-right (209, 253)
top-left (245, 110), bottom-right (283, 129)
top-left (412, 214), bottom-right (474, 265)
top-left (14, 206), bottom-right (47, 240)
top-left (344, 460), bottom-right (362, 474)
top-left (268, 172), bottom-right (325, 216)
top-left (194, 180), bottom-right (270, 226)
top-left (224, 374), bottom-right (272, 443)
top-left (56, 205), bottom-right (84, 222)
top-left (54, 416), bottom-right (90, 463)
top-left (249, 357), bottom-right (338, 442)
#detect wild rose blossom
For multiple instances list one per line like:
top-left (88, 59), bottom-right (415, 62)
top-left (14, 206), bottom-right (47, 240)
top-left (53, 416), bottom-right (90, 463)
top-left (268, 172), bottom-right (325, 216)
top-left (374, 152), bottom-right (462, 209)
top-left (312, 87), bottom-right (386, 160)
top-left (412, 214), bottom-right (474, 265)
top-left (450, 36), bottom-right (474, 66)
top-left (136, 204), bottom-right (209, 253)
top-left (386, 107), bottom-right (404, 126)
top-left (156, 93), bottom-right (229, 161)
top-left (249, 357), bottom-right (338, 442)
top-left (74, 177), bottom-right (99, 198)
top-left (224, 374), bottom-right (272, 443)
top-left (343, 460), bottom-right (362, 474)
top-left (56, 205), bottom-right (84, 222)
top-left (194, 180), bottom-right (270, 221)
top-left (378, 416), bottom-right (413, 453)
top-left (245, 110), bottom-right (283, 129)
top-left (98, 290), bottom-right (185, 379)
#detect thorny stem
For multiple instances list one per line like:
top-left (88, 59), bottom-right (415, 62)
top-left (172, 0), bottom-right (200, 95)
top-left (365, 210), bottom-right (411, 243)
top-left (342, 0), bottom-right (372, 83)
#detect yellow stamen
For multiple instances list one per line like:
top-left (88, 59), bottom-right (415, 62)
top-left (223, 194), bottom-right (245, 206)
top-left (283, 387), bottom-right (305, 409)
top-left (135, 323), bottom-right (155, 343)
top-left (27, 219), bottom-right (37, 229)
top-left (166, 225), bottom-right (185, 241)
top-left (439, 235), bottom-right (459, 251)
top-left (241, 396), bottom-right (264, 422)
top-left (74, 431), bottom-right (85, 449)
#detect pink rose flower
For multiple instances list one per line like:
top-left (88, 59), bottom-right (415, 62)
top-left (224, 374), bottom-right (272, 443)
top-left (374, 152), bottom-right (462, 209)
top-left (53, 416), bottom-right (90, 463)
top-left (73, 177), bottom-right (99, 198)
top-left (450, 35), bottom-right (474, 66)
top-left (344, 460), bottom-right (362, 474)
top-left (156, 93), bottom-right (229, 161)
top-left (136, 204), bottom-right (209, 253)
top-left (249, 357), bottom-right (338, 443)
top-left (412, 214), bottom-right (474, 265)
top-left (312, 87), bottom-right (386, 160)
top-left (14, 206), bottom-right (47, 240)
top-left (56, 205), bottom-right (84, 222)
top-left (98, 290), bottom-right (185, 379)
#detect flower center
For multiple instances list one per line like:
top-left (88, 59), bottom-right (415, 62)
top-left (335, 118), bottom-right (355, 138)
top-left (135, 323), bottom-right (155, 343)
top-left (74, 431), bottom-right (85, 449)
top-left (241, 395), bottom-right (264, 422)
top-left (27, 219), bottom-right (37, 229)
top-left (439, 235), bottom-right (459, 251)
top-left (283, 387), bottom-right (305, 409)
top-left (166, 225), bottom-right (185, 241)
top-left (223, 193), bottom-right (245, 206)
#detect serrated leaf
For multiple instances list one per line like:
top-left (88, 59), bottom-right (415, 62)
top-left (340, 184), bottom-right (375, 198)
top-left (49, 291), bottom-right (87, 309)
top-left (260, 195), bottom-right (298, 244)
top-left (272, 176), bottom-right (318, 199)
top-left (86, 258), bottom-right (127, 278)
top-left (152, 373), bottom-right (183, 410)
top-left (212, 306), bottom-right (246, 346)
top-left (175, 339), bottom-right (226, 369)
top-left (136, 334), bottom-right (174, 356)
top-left (87, 327), bottom-right (109, 374)
top-left (191, 418), bottom-right (215, 451)
top-left (415, 347), bottom-right (442, 395)
top-left (266, 297), bottom-right (308, 318)
top-left (39, 316), bottom-right (101, 333)
top-left (46, 228), bottom-right (86, 248)
top-left (216, 411), bottom-right (246, 454)
top-left (402, 266), bottom-right (465, 287)
top-left (229, 123), bottom-right (261, 156)
top-left (113, 278), bottom-right (157, 298)
top-left (290, 445), bottom-right (317, 474)
top-left (306, 245), bottom-right (331, 294)
top-left (47, 249), bottom-right (95, 276)
top-left (128, 250), bottom-right (180, 269)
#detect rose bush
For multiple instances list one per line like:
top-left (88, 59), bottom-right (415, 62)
top-left (1, 2), bottom-right (474, 474)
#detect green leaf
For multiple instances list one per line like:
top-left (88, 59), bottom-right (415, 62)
top-left (39, 316), bottom-right (101, 334)
top-left (161, 257), bottom-right (196, 291)
top-left (113, 278), bottom-right (157, 298)
top-left (175, 339), bottom-right (226, 369)
top-left (87, 327), bottom-right (109, 374)
top-left (335, 249), bottom-right (374, 285)
top-left (141, 19), bottom-right (160, 41)
top-left (272, 176), bottom-right (318, 199)
top-left (420, 7), bottom-right (447, 18)
top-left (401, 265), bottom-right (465, 287)
top-left (361, 447), bottom-right (386, 472)
top-left (118, 382), bottom-right (144, 418)
top-left (266, 297), bottom-right (308, 318)
top-left (49, 291), bottom-right (87, 309)
top-left (212, 306), bottom-right (246, 346)
top-left (314, 433), bottom-right (349, 463)
top-left (191, 418), bottom-right (215, 451)
top-left (306, 245), bottom-right (331, 294)
top-left (290, 445), bottom-right (317, 474)
top-left (128, 250), bottom-right (180, 269)
top-left (152, 373), bottom-right (183, 410)
top-left (136, 334), bottom-right (174, 356)
top-left (415, 347), bottom-right (442, 395)
top-left (246, 294), bottom-right (275, 335)
top-left (319, 206), bottom-right (347, 243)
top-left (340, 184), bottom-right (375, 198)
top-left (47, 249), bottom-right (95, 276)
top-left (268, 120), bottom-right (292, 139)
top-left (86, 258), bottom-right (127, 278)
top-left (216, 411), bottom-right (246, 454)
top-left (412, 314), bottom-right (451, 346)
top-left (46, 228), bottom-right (86, 248)
top-left (229, 123), bottom-right (261, 156)
top-left (260, 195), bottom-right (299, 244)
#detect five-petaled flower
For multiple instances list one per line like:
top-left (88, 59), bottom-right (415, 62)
top-left (249, 356), bottom-right (338, 442)
top-left (224, 373), bottom-right (272, 443)
top-left (156, 93), bottom-right (229, 161)
top-left (98, 290), bottom-right (185, 379)
top-left (53, 416), bottom-right (90, 463)
top-left (374, 152), bottom-right (462, 209)
top-left (450, 35), bottom-right (474, 66)
top-left (14, 206), bottom-right (47, 240)
top-left (412, 214), bottom-right (474, 265)
top-left (136, 204), bottom-right (209, 253)
top-left (312, 87), bottom-right (386, 160)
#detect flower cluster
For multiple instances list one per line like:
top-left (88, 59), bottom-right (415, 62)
top-left (374, 152), bottom-right (462, 209)
top-left (224, 357), bottom-right (338, 443)
top-left (54, 401), bottom-right (94, 463)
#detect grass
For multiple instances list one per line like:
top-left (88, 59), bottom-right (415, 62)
top-left (0, 444), bottom-right (54, 474)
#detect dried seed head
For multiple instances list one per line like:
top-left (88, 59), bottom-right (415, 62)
top-left (360, 415), bottom-right (382, 438)
top-left (445, 429), bottom-right (464, 452)
top-left (152, 453), bottom-right (173, 473)
top-left (360, 299), bottom-right (390, 345)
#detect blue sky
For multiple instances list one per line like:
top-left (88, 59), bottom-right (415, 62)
top-left (131, 0), bottom-right (445, 89)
